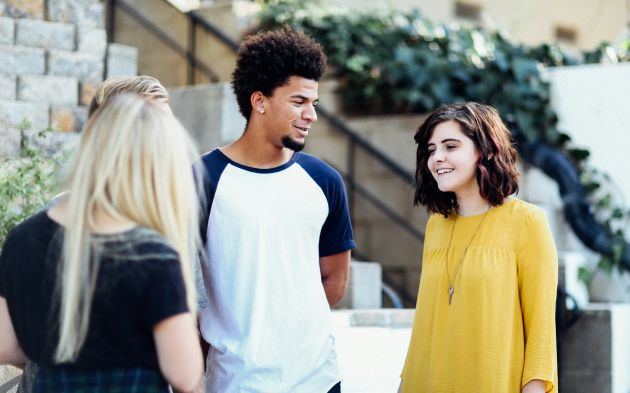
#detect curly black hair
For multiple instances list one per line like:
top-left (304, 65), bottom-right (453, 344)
top-left (232, 27), bottom-right (327, 121)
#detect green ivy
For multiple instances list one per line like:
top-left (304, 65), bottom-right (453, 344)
top-left (0, 119), bottom-right (66, 249)
top-left (256, 0), bottom-right (629, 275)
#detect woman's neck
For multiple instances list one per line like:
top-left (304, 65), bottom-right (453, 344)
top-left (455, 191), bottom-right (490, 217)
top-left (47, 199), bottom-right (137, 234)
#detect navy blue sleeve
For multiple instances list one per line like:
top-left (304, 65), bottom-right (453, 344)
top-left (297, 153), bottom-right (356, 257)
top-left (196, 149), bottom-right (229, 247)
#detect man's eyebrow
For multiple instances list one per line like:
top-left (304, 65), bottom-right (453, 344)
top-left (291, 94), bottom-right (319, 102)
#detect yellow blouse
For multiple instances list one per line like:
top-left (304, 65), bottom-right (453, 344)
top-left (401, 198), bottom-right (558, 392)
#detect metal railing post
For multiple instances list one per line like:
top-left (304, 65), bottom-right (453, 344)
top-left (347, 138), bottom-right (356, 223)
top-left (188, 17), bottom-right (197, 85)
top-left (107, 0), bottom-right (116, 43)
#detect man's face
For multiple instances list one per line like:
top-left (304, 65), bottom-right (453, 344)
top-left (261, 76), bottom-right (319, 152)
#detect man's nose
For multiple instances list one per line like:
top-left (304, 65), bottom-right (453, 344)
top-left (303, 104), bottom-right (317, 122)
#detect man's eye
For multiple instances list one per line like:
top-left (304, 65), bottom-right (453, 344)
top-left (294, 101), bottom-right (303, 105)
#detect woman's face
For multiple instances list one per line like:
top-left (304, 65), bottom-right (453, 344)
top-left (427, 120), bottom-right (481, 198)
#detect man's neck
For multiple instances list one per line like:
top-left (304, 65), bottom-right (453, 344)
top-left (221, 125), bottom-right (295, 169)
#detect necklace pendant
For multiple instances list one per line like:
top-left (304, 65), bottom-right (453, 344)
top-left (448, 286), bottom-right (454, 305)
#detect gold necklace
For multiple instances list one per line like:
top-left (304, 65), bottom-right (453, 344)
top-left (445, 205), bottom-right (490, 305)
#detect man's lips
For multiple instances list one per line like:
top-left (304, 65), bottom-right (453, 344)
top-left (293, 125), bottom-right (309, 137)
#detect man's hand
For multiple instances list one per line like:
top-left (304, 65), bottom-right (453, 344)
top-left (319, 250), bottom-right (351, 307)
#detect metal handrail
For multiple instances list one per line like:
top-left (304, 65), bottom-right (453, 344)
top-left (188, 10), bottom-right (240, 52)
top-left (317, 107), bottom-right (415, 185)
top-left (331, 162), bottom-right (424, 242)
top-left (111, 0), bottom-right (220, 82)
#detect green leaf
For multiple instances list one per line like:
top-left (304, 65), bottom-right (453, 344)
top-left (612, 208), bottom-right (624, 219)
top-left (612, 241), bottom-right (626, 262)
top-left (598, 256), bottom-right (616, 275)
top-left (597, 194), bottom-right (611, 208)
top-left (585, 182), bottom-right (600, 193)
top-left (578, 267), bottom-right (593, 287)
top-left (567, 148), bottom-right (590, 162)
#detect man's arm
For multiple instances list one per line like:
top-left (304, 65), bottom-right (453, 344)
top-left (319, 250), bottom-right (351, 307)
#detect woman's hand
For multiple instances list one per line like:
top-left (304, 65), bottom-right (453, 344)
top-left (154, 312), bottom-right (203, 393)
top-left (522, 379), bottom-right (547, 393)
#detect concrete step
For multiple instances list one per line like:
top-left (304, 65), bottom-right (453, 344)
top-left (332, 309), bottom-right (413, 393)
top-left (335, 261), bottom-right (383, 310)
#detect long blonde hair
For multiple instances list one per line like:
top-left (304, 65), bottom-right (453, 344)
top-left (55, 94), bottom-right (200, 363)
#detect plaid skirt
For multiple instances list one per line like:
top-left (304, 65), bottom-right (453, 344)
top-left (33, 366), bottom-right (169, 393)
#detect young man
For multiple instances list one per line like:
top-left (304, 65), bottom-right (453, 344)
top-left (198, 29), bottom-right (355, 393)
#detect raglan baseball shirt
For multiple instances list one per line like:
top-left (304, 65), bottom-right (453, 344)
top-left (197, 149), bottom-right (355, 393)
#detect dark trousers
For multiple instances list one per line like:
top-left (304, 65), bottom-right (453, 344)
top-left (327, 382), bottom-right (341, 393)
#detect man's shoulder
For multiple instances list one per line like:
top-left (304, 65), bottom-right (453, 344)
top-left (198, 148), bottom-right (226, 168)
top-left (196, 149), bottom-right (230, 184)
top-left (295, 152), bottom-right (343, 183)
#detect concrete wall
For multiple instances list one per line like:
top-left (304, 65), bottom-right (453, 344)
top-left (319, 0), bottom-right (627, 50)
top-left (547, 62), bottom-right (630, 204)
top-left (168, 82), bottom-right (244, 153)
top-left (562, 304), bottom-right (630, 393)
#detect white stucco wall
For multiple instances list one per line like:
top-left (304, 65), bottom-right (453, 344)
top-left (547, 62), bottom-right (630, 204)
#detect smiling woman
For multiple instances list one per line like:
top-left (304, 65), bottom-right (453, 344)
top-left (399, 102), bottom-right (558, 393)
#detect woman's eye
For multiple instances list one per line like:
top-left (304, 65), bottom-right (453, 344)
top-left (428, 149), bottom-right (435, 155)
top-left (446, 145), bottom-right (456, 150)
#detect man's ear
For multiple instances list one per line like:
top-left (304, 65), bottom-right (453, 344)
top-left (251, 91), bottom-right (266, 114)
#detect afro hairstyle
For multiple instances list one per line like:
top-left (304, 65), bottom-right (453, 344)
top-left (231, 27), bottom-right (327, 121)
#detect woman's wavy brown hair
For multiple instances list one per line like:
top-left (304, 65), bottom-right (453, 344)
top-left (414, 102), bottom-right (519, 217)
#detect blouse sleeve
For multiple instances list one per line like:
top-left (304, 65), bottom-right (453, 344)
top-left (516, 208), bottom-right (558, 392)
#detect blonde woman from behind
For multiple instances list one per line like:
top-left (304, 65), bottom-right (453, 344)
top-left (0, 95), bottom-right (204, 393)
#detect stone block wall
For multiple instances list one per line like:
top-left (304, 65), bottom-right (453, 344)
top-left (0, 0), bottom-right (138, 158)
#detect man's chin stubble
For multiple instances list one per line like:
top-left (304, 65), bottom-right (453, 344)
top-left (281, 136), bottom-right (305, 152)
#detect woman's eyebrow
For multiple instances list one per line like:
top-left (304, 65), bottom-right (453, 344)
top-left (428, 138), bottom-right (461, 146)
